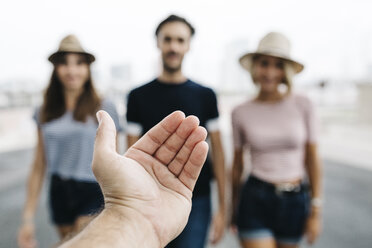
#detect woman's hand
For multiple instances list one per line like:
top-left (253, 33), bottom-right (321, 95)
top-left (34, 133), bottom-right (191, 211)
top-left (18, 222), bottom-right (37, 248)
top-left (305, 208), bottom-right (322, 244)
top-left (229, 206), bottom-right (239, 234)
top-left (209, 208), bottom-right (226, 244)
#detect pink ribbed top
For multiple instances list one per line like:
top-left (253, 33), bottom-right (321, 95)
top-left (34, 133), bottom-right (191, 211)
top-left (231, 94), bottom-right (318, 183)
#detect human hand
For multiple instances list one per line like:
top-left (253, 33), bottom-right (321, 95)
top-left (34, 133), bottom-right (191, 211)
top-left (209, 209), bottom-right (226, 245)
top-left (18, 222), bottom-right (37, 248)
top-left (93, 110), bottom-right (208, 247)
top-left (305, 210), bottom-right (322, 244)
top-left (229, 209), bottom-right (238, 234)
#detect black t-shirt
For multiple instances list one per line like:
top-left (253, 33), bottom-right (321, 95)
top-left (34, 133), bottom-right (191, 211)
top-left (126, 78), bottom-right (219, 197)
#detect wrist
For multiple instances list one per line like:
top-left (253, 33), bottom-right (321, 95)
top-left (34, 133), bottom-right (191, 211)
top-left (217, 204), bottom-right (226, 214)
top-left (310, 197), bottom-right (323, 208)
top-left (104, 204), bottom-right (160, 248)
top-left (22, 215), bottom-right (34, 224)
top-left (62, 205), bottom-right (161, 248)
top-left (309, 208), bottom-right (321, 217)
top-left (309, 205), bottom-right (322, 217)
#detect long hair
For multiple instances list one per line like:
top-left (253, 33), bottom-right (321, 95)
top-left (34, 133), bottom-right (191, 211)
top-left (40, 53), bottom-right (101, 124)
top-left (250, 55), bottom-right (294, 96)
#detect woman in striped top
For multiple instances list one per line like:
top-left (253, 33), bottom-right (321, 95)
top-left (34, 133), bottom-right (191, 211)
top-left (18, 35), bottom-right (121, 248)
top-left (231, 32), bottom-right (323, 248)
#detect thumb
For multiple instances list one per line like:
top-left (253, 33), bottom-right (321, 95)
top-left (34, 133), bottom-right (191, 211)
top-left (94, 110), bottom-right (117, 156)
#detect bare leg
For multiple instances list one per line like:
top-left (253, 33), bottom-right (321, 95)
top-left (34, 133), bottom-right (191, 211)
top-left (240, 238), bottom-right (276, 248)
top-left (277, 243), bottom-right (299, 248)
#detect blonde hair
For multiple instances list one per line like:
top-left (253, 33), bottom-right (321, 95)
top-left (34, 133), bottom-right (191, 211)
top-left (250, 56), bottom-right (295, 96)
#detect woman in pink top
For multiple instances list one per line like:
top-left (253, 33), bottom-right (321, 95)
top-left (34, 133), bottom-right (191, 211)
top-left (231, 32), bottom-right (323, 248)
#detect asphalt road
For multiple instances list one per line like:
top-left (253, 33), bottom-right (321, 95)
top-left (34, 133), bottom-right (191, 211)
top-left (0, 149), bottom-right (371, 248)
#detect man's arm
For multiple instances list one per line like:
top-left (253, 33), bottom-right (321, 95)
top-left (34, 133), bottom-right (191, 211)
top-left (59, 207), bottom-right (159, 248)
top-left (60, 111), bottom-right (208, 248)
top-left (209, 131), bottom-right (226, 244)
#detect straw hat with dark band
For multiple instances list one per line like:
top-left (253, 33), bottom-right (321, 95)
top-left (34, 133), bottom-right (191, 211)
top-left (239, 32), bottom-right (304, 74)
top-left (48, 35), bottom-right (95, 64)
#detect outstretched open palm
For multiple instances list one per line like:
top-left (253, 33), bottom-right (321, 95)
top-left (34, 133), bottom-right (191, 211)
top-left (92, 111), bottom-right (208, 247)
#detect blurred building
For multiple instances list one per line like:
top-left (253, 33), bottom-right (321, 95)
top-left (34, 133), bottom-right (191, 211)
top-left (356, 81), bottom-right (372, 125)
top-left (106, 63), bottom-right (134, 117)
top-left (219, 39), bottom-right (254, 94)
top-left (110, 63), bottom-right (132, 91)
top-left (0, 79), bottom-right (43, 109)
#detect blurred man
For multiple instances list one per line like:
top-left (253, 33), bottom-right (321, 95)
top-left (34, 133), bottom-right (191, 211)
top-left (126, 15), bottom-right (226, 248)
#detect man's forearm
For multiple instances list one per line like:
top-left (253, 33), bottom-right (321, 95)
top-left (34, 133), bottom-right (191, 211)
top-left (60, 206), bottom-right (160, 248)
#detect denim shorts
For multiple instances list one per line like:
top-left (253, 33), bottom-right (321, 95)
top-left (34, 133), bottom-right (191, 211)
top-left (166, 195), bottom-right (211, 248)
top-left (237, 176), bottom-right (310, 245)
top-left (49, 174), bottom-right (104, 225)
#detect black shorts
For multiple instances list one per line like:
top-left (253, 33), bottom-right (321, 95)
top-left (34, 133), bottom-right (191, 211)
top-left (49, 174), bottom-right (104, 225)
top-left (237, 176), bottom-right (310, 245)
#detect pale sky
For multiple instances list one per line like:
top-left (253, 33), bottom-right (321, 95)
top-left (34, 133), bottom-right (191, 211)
top-left (1, 0), bottom-right (372, 91)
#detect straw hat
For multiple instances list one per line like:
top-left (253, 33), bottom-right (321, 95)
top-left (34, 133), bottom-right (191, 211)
top-left (48, 35), bottom-right (95, 64)
top-left (239, 32), bottom-right (304, 73)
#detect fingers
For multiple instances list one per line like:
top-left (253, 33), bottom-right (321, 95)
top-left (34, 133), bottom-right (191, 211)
top-left (168, 126), bottom-right (207, 176)
top-left (178, 141), bottom-right (209, 191)
top-left (94, 110), bottom-right (117, 155)
top-left (154, 116), bottom-right (199, 165)
top-left (131, 111), bottom-right (185, 155)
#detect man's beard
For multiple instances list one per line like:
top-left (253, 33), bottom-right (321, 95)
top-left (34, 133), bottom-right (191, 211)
top-left (163, 62), bottom-right (182, 73)
top-left (162, 52), bottom-right (183, 73)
